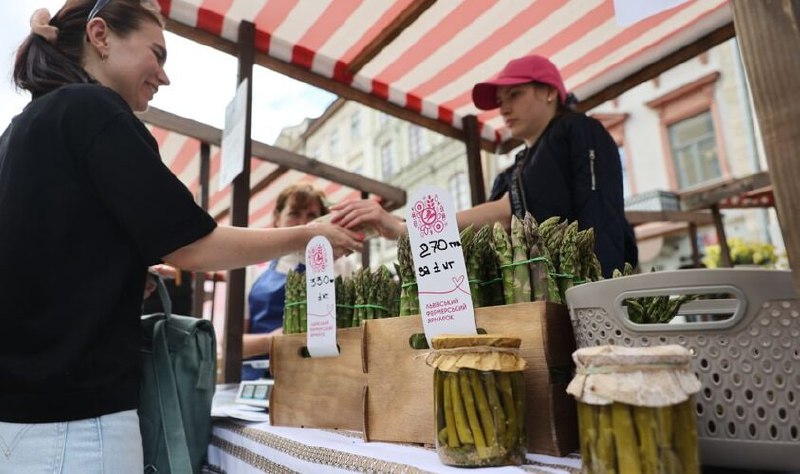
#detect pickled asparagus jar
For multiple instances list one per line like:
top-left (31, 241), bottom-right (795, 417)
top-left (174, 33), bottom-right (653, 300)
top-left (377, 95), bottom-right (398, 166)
top-left (566, 345), bottom-right (702, 474)
top-left (426, 335), bottom-right (527, 467)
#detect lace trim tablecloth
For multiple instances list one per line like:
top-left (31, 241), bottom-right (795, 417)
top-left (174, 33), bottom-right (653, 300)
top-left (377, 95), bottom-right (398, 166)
top-left (207, 419), bottom-right (581, 474)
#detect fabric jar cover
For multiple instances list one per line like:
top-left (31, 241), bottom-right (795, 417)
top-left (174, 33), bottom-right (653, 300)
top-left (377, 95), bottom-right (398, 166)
top-left (566, 344), bottom-right (701, 407)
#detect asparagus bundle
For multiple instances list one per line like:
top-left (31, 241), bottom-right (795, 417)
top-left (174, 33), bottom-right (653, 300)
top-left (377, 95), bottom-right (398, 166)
top-left (557, 221), bottom-right (579, 302)
top-left (479, 227), bottom-right (505, 307)
top-left (397, 233), bottom-right (419, 316)
top-left (577, 228), bottom-right (603, 282)
top-left (614, 267), bottom-right (697, 324)
top-left (464, 225), bottom-right (492, 308)
top-left (539, 216), bottom-right (565, 271)
top-left (491, 222), bottom-right (515, 305)
top-left (282, 269), bottom-right (307, 334)
top-left (339, 277), bottom-right (355, 327)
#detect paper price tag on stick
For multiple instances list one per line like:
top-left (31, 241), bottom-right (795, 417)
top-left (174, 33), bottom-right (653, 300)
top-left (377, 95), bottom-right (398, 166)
top-left (305, 236), bottom-right (339, 357)
top-left (406, 186), bottom-right (477, 345)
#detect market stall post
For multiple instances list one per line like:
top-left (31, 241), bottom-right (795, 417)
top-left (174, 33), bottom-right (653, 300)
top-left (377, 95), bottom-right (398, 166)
top-left (463, 115), bottom-right (487, 205)
top-left (192, 142), bottom-right (211, 317)
top-left (731, 0), bottom-right (800, 288)
top-left (223, 21), bottom-right (256, 384)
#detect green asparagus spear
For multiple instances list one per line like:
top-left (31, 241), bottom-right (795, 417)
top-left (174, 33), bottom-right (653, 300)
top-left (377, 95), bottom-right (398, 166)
top-left (634, 406), bottom-right (659, 474)
top-left (674, 399), bottom-right (700, 474)
top-left (510, 215), bottom-right (531, 303)
top-left (469, 370), bottom-right (498, 451)
top-left (458, 370), bottom-right (488, 454)
top-left (612, 403), bottom-right (642, 474)
top-left (442, 371), bottom-right (461, 448)
top-left (597, 404), bottom-right (617, 473)
top-left (449, 372), bottom-right (474, 444)
top-left (482, 372), bottom-right (507, 439)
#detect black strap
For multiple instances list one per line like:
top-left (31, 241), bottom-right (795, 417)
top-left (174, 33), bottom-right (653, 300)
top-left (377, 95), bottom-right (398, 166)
top-left (509, 144), bottom-right (542, 219)
top-left (507, 115), bottom-right (560, 219)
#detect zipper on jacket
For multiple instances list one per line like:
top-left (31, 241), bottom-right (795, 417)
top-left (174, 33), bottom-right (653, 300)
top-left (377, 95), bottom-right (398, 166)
top-left (589, 149), bottom-right (596, 190)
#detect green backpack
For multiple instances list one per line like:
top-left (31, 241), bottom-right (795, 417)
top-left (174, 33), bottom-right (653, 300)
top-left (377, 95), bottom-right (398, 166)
top-left (139, 279), bottom-right (217, 474)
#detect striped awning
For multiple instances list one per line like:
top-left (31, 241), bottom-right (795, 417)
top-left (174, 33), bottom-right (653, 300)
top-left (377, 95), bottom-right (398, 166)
top-left (149, 124), bottom-right (361, 227)
top-left (157, 0), bottom-right (732, 147)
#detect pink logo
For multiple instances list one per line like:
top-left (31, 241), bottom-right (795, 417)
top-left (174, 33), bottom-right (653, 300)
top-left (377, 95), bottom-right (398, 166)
top-left (308, 243), bottom-right (328, 273)
top-left (410, 194), bottom-right (446, 236)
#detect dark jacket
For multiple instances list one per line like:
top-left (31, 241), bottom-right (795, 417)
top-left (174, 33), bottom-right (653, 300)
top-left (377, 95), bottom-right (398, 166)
top-left (490, 111), bottom-right (637, 277)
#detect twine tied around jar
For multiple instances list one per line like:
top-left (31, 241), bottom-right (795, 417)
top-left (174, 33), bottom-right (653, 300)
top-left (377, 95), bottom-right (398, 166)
top-left (567, 345), bottom-right (701, 407)
top-left (425, 335), bottom-right (527, 373)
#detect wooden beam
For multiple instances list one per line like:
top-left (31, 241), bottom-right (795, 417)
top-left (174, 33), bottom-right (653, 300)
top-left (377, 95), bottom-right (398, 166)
top-left (625, 210), bottom-right (714, 226)
top-left (164, 19), bottom-right (497, 153)
top-left (138, 106), bottom-right (406, 208)
top-left (192, 142), bottom-right (211, 318)
top-left (347, 0), bottom-right (436, 74)
top-left (710, 205), bottom-right (732, 267)
top-left (732, 0), bottom-right (800, 286)
top-left (689, 223), bottom-right (702, 268)
top-left (249, 141), bottom-right (406, 208)
top-left (679, 171), bottom-right (771, 211)
top-left (463, 115), bottom-right (486, 205)
top-left (223, 21), bottom-right (255, 384)
top-left (137, 106), bottom-right (222, 146)
top-left (577, 22), bottom-right (735, 112)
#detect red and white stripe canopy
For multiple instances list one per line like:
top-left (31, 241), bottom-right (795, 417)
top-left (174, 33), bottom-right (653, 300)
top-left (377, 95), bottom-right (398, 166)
top-left (156, 0), bottom-right (731, 145)
top-left (149, 124), bottom-right (360, 227)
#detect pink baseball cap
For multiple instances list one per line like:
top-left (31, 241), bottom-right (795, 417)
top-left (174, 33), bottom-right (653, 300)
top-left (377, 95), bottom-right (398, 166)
top-left (472, 55), bottom-right (567, 110)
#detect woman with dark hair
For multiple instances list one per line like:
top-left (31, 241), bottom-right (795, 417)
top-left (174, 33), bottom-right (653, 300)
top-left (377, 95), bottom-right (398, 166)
top-left (242, 184), bottom-right (329, 380)
top-left (0, 1), bottom-right (361, 471)
top-left (333, 55), bottom-right (637, 277)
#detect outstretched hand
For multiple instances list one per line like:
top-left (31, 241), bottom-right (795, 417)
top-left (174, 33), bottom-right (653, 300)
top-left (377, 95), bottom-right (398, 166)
top-left (306, 222), bottom-right (364, 259)
top-left (329, 199), bottom-right (405, 240)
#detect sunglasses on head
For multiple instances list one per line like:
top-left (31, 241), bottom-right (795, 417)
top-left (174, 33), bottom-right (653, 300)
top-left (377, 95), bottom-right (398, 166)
top-left (87, 0), bottom-right (112, 20)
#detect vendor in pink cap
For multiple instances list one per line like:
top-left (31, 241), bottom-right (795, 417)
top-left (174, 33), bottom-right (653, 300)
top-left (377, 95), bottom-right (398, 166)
top-left (332, 54), bottom-right (637, 277)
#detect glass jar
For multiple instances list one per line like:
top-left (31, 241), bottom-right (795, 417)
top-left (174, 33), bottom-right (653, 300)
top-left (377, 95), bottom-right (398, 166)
top-left (427, 334), bottom-right (527, 467)
top-left (567, 345), bottom-right (702, 474)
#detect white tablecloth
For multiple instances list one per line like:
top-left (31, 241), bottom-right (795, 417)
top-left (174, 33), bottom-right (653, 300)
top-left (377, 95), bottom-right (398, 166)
top-left (206, 419), bottom-right (582, 474)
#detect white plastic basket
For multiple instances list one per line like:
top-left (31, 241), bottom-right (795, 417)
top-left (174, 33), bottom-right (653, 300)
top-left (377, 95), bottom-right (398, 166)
top-left (565, 268), bottom-right (800, 471)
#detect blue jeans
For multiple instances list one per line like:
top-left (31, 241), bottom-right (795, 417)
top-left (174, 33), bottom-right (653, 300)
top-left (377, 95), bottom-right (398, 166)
top-left (0, 409), bottom-right (143, 474)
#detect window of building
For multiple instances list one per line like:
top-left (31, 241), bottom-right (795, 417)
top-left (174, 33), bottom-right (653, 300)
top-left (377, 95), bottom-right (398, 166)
top-left (408, 125), bottom-right (429, 161)
top-left (448, 172), bottom-right (470, 211)
top-left (646, 72), bottom-right (728, 190)
top-left (350, 113), bottom-right (361, 141)
top-left (668, 111), bottom-right (721, 189)
top-left (381, 142), bottom-right (394, 179)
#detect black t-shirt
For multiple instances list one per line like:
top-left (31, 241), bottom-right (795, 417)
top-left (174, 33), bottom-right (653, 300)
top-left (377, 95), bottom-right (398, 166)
top-left (0, 84), bottom-right (217, 422)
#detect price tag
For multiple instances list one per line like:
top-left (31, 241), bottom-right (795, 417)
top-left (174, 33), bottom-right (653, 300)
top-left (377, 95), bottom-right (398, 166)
top-left (305, 236), bottom-right (339, 357)
top-left (406, 186), bottom-right (477, 345)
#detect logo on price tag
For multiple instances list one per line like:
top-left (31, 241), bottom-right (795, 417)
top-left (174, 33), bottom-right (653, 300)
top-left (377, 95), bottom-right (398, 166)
top-left (406, 186), bottom-right (477, 345)
top-left (305, 236), bottom-right (339, 357)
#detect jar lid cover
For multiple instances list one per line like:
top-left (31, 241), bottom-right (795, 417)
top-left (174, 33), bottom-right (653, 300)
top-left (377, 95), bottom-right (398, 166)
top-left (427, 334), bottom-right (526, 373)
top-left (567, 345), bottom-right (701, 406)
